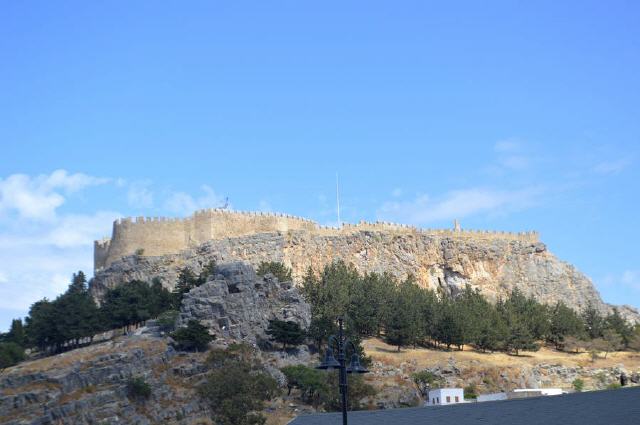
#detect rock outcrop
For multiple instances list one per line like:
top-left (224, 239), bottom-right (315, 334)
top-left (0, 336), bottom-right (211, 425)
top-left (176, 262), bottom-right (311, 347)
top-left (91, 230), bottom-right (639, 321)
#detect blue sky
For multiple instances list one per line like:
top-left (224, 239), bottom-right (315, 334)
top-left (1, 1), bottom-right (639, 330)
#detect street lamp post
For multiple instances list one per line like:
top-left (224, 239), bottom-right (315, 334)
top-left (316, 317), bottom-right (369, 425)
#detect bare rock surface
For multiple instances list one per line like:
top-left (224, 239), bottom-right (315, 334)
top-left (92, 231), bottom-right (638, 321)
top-left (0, 336), bottom-right (210, 425)
top-left (176, 262), bottom-right (312, 347)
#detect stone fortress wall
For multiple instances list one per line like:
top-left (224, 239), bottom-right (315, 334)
top-left (94, 209), bottom-right (539, 271)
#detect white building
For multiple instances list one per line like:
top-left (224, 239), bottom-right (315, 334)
top-left (477, 388), bottom-right (564, 403)
top-left (426, 388), bottom-right (465, 406)
top-left (477, 392), bottom-right (508, 402)
top-left (512, 388), bottom-right (563, 396)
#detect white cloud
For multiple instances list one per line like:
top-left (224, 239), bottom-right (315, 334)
top-left (593, 158), bottom-right (633, 175)
top-left (377, 187), bottom-right (541, 224)
top-left (0, 170), bottom-right (109, 221)
top-left (127, 180), bottom-right (154, 209)
top-left (0, 170), bottom-right (119, 327)
top-left (46, 211), bottom-right (120, 248)
top-left (164, 185), bottom-right (227, 216)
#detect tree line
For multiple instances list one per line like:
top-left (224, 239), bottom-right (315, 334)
top-left (301, 260), bottom-right (640, 355)
top-left (1, 262), bottom-right (220, 368)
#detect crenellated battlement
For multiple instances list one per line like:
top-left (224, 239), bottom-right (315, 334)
top-left (94, 209), bottom-right (539, 271)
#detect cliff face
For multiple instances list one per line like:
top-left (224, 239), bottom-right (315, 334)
top-left (92, 230), bottom-right (638, 321)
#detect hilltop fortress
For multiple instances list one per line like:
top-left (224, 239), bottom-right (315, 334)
top-left (94, 208), bottom-right (539, 271)
top-left (92, 208), bottom-right (639, 322)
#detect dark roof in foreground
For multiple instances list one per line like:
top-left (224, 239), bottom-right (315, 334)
top-left (289, 387), bottom-right (640, 425)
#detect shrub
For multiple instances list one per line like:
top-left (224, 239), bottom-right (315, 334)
top-left (464, 384), bottom-right (478, 399)
top-left (607, 382), bottom-right (622, 390)
top-left (171, 320), bottom-right (214, 352)
top-left (321, 373), bottom-right (376, 411)
top-left (127, 377), bottom-right (152, 401)
top-left (572, 378), bottom-right (584, 392)
top-left (256, 262), bottom-right (292, 282)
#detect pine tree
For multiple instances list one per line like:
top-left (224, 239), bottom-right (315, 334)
top-left (582, 303), bottom-right (605, 339)
top-left (548, 301), bottom-right (585, 349)
top-left (6, 319), bottom-right (26, 348)
top-left (266, 319), bottom-right (306, 349)
top-left (171, 320), bottom-right (214, 352)
top-left (605, 308), bottom-right (634, 347)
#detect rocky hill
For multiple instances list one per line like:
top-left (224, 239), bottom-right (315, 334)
top-left (5, 261), bottom-right (640, 424)
top-left (1, 263), bottom-right (312, 425)
top-left (92, 230), bottom-right (639, 321)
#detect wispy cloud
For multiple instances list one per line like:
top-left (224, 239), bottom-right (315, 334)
top-left (0, 170), bottom-right (119, 321)
top-left (164, 185), bottom-right (227, 216)
top-left (494, 139), bottom-right (522, 153)
top-left (491, 139), bottom-right (531, 172)
top-left (377, 186), bottom-right (542, 225)
top-left (601, 270), bottom-right (640, 292)
top-left (127, 180), bottom-right (154, 209)
top-left (0, 170), bottom-right (109, 221)
top-left (622, 270), bottom-right (640, 290)
top-left (593, 158), bottom-right (633, 175)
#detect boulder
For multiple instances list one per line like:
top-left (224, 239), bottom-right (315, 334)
top-left (176, 262), bottom-right (311, 348)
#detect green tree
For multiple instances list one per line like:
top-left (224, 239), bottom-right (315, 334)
top-left (127, 377), bottom-right (152, 401)
top-left (433, 298), bottom-right (466, 350)
top-left (6, 319), bottom-right (26, 348)
top-left (148, 279), bottom-right (173, 317)
top-left (55, 276), bottom-right (101, 347)
top-left (171, 267), bottom-right (199, 308)
top-left (197, 260), bottom-right (218, 285)
top-left (171, 320), bottom-right (214, 352)
top-left (412, 370), bottom-right (444, 398)
top-left (347, 272), bottom-right (394, 337)
top-left (266, 319), bottom-right (306, 350)
top-left (25, 299), bottom-right (57, 352)
top-left (322, 373), bottom-right (376, 412)
top-left (199, 346), bottom-right (279, 425)
top-left (548, 301), bottom-right (585, 350)
top-left (101, 280), bottom-right (171, 331)
top-left (256, 261), bottom-right (292, 282)
top-left (0, 342), bottom-right (25, 372)
top-left (280, 364), bottom-right (328, 405)
top-left (605, 308), bottom-right (634, 347)
top-left (156, 310), bottom-right (179, 333)
top-left (582, 303), bottom-right (605, 339)
top-left (474, 308), bottom-right (509, 352)
top-left (301, 262), bottom-right (357, 349)
top-left (506, 319), bottom-right (539, 355)
top-left (383, 283), bottom-right (415, 351)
